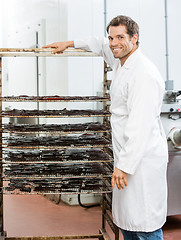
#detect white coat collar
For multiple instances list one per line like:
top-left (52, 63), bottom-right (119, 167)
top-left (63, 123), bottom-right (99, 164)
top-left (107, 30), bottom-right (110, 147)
top-left (120, 48), bottom-right (141, 69)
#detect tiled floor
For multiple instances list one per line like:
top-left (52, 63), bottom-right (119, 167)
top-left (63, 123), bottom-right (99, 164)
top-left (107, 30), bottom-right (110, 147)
top-left (3, 195), bottom-right (181, 239)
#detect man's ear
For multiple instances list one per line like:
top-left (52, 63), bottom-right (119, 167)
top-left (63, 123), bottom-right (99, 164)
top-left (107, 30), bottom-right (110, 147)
top-left (132, 34), bottom-right (138, 45)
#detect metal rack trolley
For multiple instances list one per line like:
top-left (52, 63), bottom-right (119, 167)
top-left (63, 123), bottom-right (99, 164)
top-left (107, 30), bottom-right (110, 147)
top-left (0, 48), bottom-right (119, 240)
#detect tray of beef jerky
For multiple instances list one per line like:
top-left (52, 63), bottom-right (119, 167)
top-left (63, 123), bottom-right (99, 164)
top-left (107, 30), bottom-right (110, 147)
top-left (1, 122), bottom-right (111, 134)
top-left (3, 177), bottom-right (112, 195)
top-left (3, 149), bottom-right (113, 164)
top-left (1, 108), bottom-right (111, 118)
top-left (3, 134), bottom-right (111, 149)
top-left (3, 162), bottom-right (112, 179)
top-left (0, 95), bottom-right (110, 102)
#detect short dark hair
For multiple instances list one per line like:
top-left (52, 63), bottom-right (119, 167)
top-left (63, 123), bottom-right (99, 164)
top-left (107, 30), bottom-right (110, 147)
top-left (107, 15), bottom-right (139, 46)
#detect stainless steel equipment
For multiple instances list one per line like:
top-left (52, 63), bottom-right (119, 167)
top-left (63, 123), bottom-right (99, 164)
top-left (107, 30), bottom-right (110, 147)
top-left (161, 90), bottom-right (181, 216)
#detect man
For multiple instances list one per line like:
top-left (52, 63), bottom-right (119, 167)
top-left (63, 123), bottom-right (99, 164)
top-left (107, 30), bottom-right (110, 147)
top-left (43, 15), bottom-right (168, 240)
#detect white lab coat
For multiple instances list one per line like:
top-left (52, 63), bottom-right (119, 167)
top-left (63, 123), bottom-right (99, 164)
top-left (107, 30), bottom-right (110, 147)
top-left (74, 37), bottom-right (168, 232)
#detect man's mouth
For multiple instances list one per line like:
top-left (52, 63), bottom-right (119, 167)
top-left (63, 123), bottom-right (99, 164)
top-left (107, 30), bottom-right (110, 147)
top-left (112, 47), bottom-right (122, 53)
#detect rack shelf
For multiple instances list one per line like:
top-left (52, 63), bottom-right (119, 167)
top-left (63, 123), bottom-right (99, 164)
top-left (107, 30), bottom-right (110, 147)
top-left (0, 95), bottom-right (110, 102)
top-left (0, 48), bottom-right (118, 240)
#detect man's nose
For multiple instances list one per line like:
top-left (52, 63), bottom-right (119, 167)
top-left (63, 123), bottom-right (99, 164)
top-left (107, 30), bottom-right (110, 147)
top-left (111, 38), bottom-right (119, 46)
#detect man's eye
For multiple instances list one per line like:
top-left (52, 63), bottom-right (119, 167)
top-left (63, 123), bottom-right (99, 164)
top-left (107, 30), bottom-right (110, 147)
top-left (119, 36), bottom-right (123, 39)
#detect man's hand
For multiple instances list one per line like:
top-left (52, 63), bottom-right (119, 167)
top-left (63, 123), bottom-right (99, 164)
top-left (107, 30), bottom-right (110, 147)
top-left (43, 41), bottom-right (74, 54)
top-left (111, 167), bottom-right (128, 190)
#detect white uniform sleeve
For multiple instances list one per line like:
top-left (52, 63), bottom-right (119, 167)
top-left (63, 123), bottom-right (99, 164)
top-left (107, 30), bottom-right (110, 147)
top-left (74, 37), bottom-right (116, 68)
top-left (115, 72), bottom-right (164, 174)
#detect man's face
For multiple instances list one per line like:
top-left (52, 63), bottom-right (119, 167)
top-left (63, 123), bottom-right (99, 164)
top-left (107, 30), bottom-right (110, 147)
top-left (108, 25), bottom-right (137, 64)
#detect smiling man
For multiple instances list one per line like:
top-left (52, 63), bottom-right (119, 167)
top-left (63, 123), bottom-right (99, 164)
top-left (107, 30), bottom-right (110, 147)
top-left (108, 24), bottom-right (138, 65)
top-left (43, 15), bottom-right (168, 240)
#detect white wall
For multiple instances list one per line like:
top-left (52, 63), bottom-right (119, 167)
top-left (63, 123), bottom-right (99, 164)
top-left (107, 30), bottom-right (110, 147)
top-left (0, 1), bottom-right (2, 47)
top-left (1, 0), bottom-right (69, 117)
top-left (66, 0), bottom-right (104, 116)
top-left (66, 0), bottom-right (104, 98)
top-left (167, 0), bottom-right (181, 90)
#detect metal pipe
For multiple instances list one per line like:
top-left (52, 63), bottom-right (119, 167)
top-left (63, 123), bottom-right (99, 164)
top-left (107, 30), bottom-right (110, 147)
top-left (164, 0), bottom-right (173, 90)
top-left (0, 57), bottom-right (4, 236)
top-left (0, 52), bottom-right (98, 57)
top-left (0, 48), bottom-right (91, 52)
top-left (35, 31), bottom-right (40, 124)
top-left (164, 0), bottom-right (169, 83)
top-left (6, 234), bottom-right (103, 240)
top-left (104, 0), bottom-right (107, 37)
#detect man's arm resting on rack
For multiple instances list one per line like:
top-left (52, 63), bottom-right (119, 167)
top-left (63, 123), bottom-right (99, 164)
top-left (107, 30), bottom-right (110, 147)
top-left (43, 41), bottom-right (74, 54)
